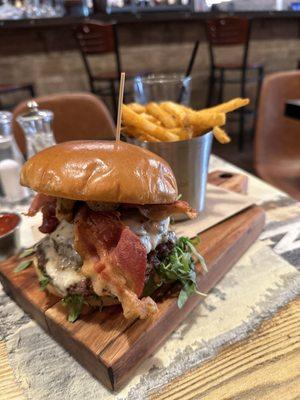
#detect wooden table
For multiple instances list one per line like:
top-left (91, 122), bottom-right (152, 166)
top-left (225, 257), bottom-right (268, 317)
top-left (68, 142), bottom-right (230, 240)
top-left (0, 155), bottom-right (299, 399)
top-left (1, 300), bottom-right (299, 400)
top-left (150, 298), bottom-right (300, 400)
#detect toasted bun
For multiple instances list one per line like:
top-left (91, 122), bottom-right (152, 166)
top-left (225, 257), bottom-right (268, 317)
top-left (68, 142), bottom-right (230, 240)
top-left (20, 140), bottom-right (178, 204)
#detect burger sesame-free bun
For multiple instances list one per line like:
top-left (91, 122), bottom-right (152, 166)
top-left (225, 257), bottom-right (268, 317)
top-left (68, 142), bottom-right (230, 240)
top-left (20, 140), bottom-right (178, 204)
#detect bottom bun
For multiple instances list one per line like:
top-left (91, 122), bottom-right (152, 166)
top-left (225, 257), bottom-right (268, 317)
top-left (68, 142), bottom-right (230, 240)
top-left (32, 257), bottom-right (119, 307)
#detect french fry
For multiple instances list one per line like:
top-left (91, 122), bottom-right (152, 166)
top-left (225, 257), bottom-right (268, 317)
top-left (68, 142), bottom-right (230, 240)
top-left (138, 134), bottom-right (160, 142)
top-left (204, 98), bottom-right (249, 114)
top-left (122, 126), bottom-right (160, 142)
top-left (146, 102), bottom-right (177, 129)
top-left (121, 126), bottom-right (139, 137)
top-left (170, 127), bottom-right (193, 140)
top-left (127, 103), bottom-right (146, 114)
top-left (122, 98), bottom-right (249, 144)
top-left (160, 102), bottom-right (188, 127)
top-left (213, 126), bottom-right (231, 144)
top-left (122, 104), bottom-right (179, 142)
top-left (140, 112), bottom-right (162, 126)
top-left (186, 109), bottom-right (226, 135)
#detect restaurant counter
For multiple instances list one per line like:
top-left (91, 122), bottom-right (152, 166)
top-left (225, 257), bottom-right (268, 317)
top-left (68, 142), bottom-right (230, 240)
top-left (0, 9), bottom-right (300, 54)
top-left (1, 9), bottom-right (300, 29)
top-left (0, 9), bottom-right (300, 106)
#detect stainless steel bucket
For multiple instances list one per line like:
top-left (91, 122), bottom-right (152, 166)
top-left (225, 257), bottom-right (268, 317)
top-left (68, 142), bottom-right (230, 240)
top-left (128, 131), bottom-right (213, 216)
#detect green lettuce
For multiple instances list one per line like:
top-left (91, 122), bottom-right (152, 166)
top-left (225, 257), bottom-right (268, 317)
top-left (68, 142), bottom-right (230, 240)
top-left (61, 294), bottom-right (85, 323)
top-left (39, 276), bottom-right (50, 291)
top-left (147, 236), bottom-right (207, 309)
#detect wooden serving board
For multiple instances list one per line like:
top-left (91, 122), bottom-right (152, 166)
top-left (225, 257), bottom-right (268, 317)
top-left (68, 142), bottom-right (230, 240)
top-left (0, 171), bottom-right (265, 391)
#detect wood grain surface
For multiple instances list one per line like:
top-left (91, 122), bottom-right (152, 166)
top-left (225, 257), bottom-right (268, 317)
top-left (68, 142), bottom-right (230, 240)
top-left (0, 171), bottom-right (267, 393)
top-left (0, 204), bottom-right (265, 390)
top-left (1, 298), bottom-right (299, 400)
top-left (207, 170), bottom-right (248, 194)
top-left (0, 341), bottom-right (24, 400)
top-left (150, 297), bottom-right (300, 400)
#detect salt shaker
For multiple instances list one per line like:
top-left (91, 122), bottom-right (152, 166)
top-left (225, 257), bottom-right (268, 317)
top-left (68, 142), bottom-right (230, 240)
top-left (0, 112), bottom-right (24, 166)
top-left (16, 101), bottom-right (56, 159)
top-left (0, 159), bottom-right (29, 203)
top-left (0, 111), bottom-right (29, 204)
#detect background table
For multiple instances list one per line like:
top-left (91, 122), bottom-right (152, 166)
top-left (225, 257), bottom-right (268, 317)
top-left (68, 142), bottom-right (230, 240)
top-left (0, 155), bottom-right (299, 400)
top-left (285, 100), bottom-right (300, 120)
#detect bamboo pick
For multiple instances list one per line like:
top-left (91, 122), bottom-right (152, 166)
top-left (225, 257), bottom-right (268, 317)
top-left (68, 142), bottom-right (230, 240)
top-left (115, 72), bottom-right (126, 142)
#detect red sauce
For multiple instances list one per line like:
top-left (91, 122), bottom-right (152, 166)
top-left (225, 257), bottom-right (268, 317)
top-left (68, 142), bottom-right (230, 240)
top-left (0, 213), bottom-right (20, 237)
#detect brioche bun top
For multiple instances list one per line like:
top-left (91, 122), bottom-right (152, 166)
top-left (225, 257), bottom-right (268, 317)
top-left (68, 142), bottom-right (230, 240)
top-left (20, 140), bottom-right (178, 204)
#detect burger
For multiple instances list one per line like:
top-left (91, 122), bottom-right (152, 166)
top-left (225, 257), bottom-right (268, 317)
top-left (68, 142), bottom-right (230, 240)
top-left (20, 140), bottom-right (206, 322)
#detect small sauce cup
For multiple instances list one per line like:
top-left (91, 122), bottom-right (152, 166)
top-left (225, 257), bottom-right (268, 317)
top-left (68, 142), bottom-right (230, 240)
top-left (0, 212), bottom-right (21, 260)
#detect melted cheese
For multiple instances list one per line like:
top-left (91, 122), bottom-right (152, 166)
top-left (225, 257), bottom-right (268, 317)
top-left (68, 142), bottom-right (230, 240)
top-left (40, 214), bottom-right (173, 295)
top-left (41, 221), bottom-right (84, 295)
top-left (121, 216), bottom-right (171, 253)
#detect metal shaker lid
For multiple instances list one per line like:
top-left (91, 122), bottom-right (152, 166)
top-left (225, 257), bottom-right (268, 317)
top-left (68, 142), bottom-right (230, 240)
top-left (0, 111), bottom-right (13, 137)
top-left (17, 101), bottom-right (53, 122)
top-left (0, 111), bottom-right (12, 124)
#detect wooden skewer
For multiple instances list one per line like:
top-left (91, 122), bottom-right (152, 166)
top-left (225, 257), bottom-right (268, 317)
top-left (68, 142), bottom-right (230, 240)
top-left (115, 72), bottom-right (126, 142)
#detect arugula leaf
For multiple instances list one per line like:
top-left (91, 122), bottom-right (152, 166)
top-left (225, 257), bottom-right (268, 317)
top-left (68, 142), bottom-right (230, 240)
top-left (190, 236), bottom-right (200, 246)
top-left (14, 260), bottom-right (32, 273)
top-left (19, 247), bottom-right (36, 259)
top-left (61, 294), bottom-right (85, 323)
top-left (178, 286), bottom-right (189, 308)
top-left (142, 274), bottom-right (163, 297)
top-left (39, 276), bottom-right (50, 291)
top-left (156, 236), bottom-right (207, 309)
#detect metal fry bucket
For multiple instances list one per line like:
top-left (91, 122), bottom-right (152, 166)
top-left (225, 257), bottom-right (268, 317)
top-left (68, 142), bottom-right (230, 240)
top-left (127, 131), bottom-right (213, 218)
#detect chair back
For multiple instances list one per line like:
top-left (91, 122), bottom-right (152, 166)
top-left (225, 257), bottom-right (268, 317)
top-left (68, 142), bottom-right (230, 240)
top-left (12, 92), bottom-right (115, 154)
top-left (205, 17), bottom-right (251, 73)
top-left (206, 17), bottom-right (250, 46)
top-left (74, 21), bottom-right (121, 80)
top-left (74, 21), bottom-right (116, 55)
top-left (254, 71), bottom-right (300, 198)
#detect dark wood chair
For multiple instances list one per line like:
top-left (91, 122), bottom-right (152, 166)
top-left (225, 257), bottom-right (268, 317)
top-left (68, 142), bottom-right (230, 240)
top-left (12, 92), bottom-right (115, 155)
top-left (74, 21), bottom-right (147, 118)
top-left (0, 83), bottom-right (35, 109)
top-left (205, 17), bottom-right (264, 151)
top-left (254, 71), bottom-right (300, 200)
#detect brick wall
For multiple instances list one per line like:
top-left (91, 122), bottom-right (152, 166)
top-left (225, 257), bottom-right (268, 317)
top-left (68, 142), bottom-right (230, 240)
top-left (1, 18), bottom-right (300, 111)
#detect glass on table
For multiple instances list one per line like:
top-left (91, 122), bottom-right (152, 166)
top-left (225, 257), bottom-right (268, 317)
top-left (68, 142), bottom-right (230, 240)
top-left (16, 101), bottom-right (56, 159)
top-left (133, 74), bottom-right (192, 106)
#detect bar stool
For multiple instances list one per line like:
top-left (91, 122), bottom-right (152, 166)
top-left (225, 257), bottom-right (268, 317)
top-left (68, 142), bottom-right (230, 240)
top-left (0, 83), bottom-right (35, 110)
top-left (74, 21), bottom-right (149, 119)
top-left (205, 17), bottom-right (264, 150)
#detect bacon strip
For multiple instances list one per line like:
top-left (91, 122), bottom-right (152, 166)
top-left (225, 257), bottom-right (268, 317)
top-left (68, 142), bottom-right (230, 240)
top-left (27, 193), bottom-right (56, 216)
top-left (39, 203), bottom-right (59, 234)
top-left (74, 206), bottom-right (157, 319)
top-left (138, 200), bottom-right (197, 221)
top-left (27, 193), bottom-right (59, 233)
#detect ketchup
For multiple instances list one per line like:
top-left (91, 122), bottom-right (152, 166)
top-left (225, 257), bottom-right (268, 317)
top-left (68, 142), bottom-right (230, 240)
top-left (0, 213), bottom-right (20, 237)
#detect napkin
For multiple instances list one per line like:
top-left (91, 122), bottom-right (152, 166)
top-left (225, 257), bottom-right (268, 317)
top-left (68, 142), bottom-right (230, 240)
top-left (173, 183), bottom-right (255, 238)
